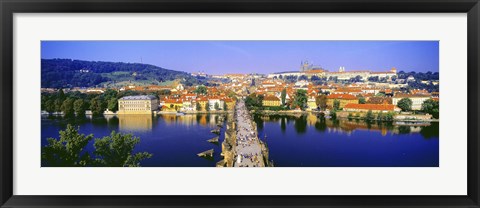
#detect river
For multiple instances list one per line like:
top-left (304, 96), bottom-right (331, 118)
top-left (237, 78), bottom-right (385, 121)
top-left (41, 113), bottom-right (439, 167)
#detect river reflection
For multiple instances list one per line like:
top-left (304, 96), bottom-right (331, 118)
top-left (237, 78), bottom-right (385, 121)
top-left (255, 113), bottom-right (439, 139)
top-left (42, 112), bottom-right (439, 167)
top-left (42, 113), bottom-right (227, 167)
top-left (255, 113), bottom-right (439, 167)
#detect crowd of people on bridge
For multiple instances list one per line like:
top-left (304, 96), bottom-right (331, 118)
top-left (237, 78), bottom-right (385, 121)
top-left (234, 100), bottom-right (264, 167)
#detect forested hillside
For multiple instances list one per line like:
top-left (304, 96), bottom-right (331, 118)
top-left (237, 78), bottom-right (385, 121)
top-left (41, 59), bottom-right (202, 88)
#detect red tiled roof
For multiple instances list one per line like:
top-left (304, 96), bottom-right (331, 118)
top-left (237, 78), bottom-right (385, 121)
top-left (305, 69), bottom-right (325, 74)
top-left (197, 97), bottom-right (208, 102)
top-left (164, 99), bottom-right (183, 104)
top-left (327, 94), bottom-right (358, 100)
top-left (334, 88), bottom-right (362, 93)
top-left (344, 103), bottom-right (396, 111)
top-left (264, 95), bottom-right (280, 101)
top-left (370, 71), bottom-right (396, 74)
top-left (393, 93), bottom-right (430, 98)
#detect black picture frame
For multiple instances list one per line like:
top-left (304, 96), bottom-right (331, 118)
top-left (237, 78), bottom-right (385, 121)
top-left (1, 0), bottom-right (479, 207)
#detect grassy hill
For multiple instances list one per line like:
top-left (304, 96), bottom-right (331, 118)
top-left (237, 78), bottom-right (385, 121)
top-left (41, 59), bottom-right (203, 88)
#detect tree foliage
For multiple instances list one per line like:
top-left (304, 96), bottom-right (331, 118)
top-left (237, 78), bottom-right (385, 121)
top-left (73, 99), bottom-right (87, 117)
top-left (41, 59), bottom-right (200, 88)
top-left (359, 97), bottom-right (366, 104)
top-left (194, 85), bottom-right (208, 95)
top-left (245, 93), bottom-right (264, 109)
top-left (107, 98), bottom-right (118, 112)
top-left (315, 94), bottom-right (327, 110)
top-left (196, 102), bottom-right (202, 111)
top-left (90, 97), bottom-right (105, 116)
top-left (93, 131), bottom-right (153, 167)
top-left (42, 124), bottom-right (93, 166)
top-left (61, 98), bottom-right (75, 117)
top-left (333, 99), bottom-right (340, 111)
top-left (281, 88), bottom-right (286, 105)
top-left (365, 110), bottom-right (375, 121)
top-left (54, 98), bottom-right (63, 112)
top-left (421, 99), bottom-right (439, 119)
top-left (397, 98), bottom-right (413, 112)
top-left (42, 125), bottom-right (152, 167)
top-left (293, 89), bottom-right (307, 110)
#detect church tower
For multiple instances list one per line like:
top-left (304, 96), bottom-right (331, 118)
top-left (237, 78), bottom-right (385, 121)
top-left (300, 60), bottom-right (310, 72)
top-left (339, 66), bottom-right (345, 72)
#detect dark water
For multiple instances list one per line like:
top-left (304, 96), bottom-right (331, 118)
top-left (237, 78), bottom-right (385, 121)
top-left (41, 113), bottom-right (439, 167)
top-left (42, 114), bottom-right (226, 167)
top-left (254, 113), bottom-right (439, 167)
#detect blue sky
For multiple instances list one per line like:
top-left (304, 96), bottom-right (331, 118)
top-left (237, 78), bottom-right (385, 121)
top-left (41, 41), bottom-right (439, 74)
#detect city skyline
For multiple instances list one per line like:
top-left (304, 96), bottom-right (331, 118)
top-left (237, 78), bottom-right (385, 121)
top-left (41, 41), bottom-right (439, 74)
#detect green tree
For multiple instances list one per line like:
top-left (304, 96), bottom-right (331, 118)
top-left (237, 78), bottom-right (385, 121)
top-left (257, 94), bottom-right (264, 108)
top-left (54, 98), bottom-right (63, 112)
top-left (41, 95), bottom-right (49, 110)
top-left (223, 102), bottom-right (228, 111)
top-left (107, 98), bottom-right (118, 112)
top-left (61, 98), bottom-right (75, 117)
top-left (293, 89), bottom-right (307, 110)
top-left (57, 89), bottom-right (66, 100)
top-left (359, 97), bottom-right (366, 104)
top-left (74, 99), bottom-right (86, 117)
top-left (375, 92), bottom-right (386, 97)
top-left (196, 102), bottom-right (202, 111)
top-left (330, 110), bottom-right (337, 120)
top-left (42, 124), bottom-right (93, 167)
top-left (214, 102), bottom-right (220, 111)
top-left (45, 99), bottom-right (55, 113)
top-left (365, 110), bottom-right (375, 121)
top-left (384, 112), bottom-right (395, 121)
top-left (281, 88), bottom-right (287, 105)
top-left (205, 103), bottom-right (210, 111)
top-left (245, 93), bottom-right (264, 109)
top-left (397, 98), bottom-right (413, 112)
top-left (93, 131), bottom-right (152, 167)
top-left (103, 89), bottom-right (118, 100)
top-left (421, 99), bottom-right (439, 119)
top-left (377, 111), bottom-right (384, 121)
top-left (315, 94), bottom-right (327, 110)
top-left (333, 99), bottom-right (340, 111)
top-left (194, 85), bottom-right (208, 95)
top-left (90, 97), bottom-right (104, 116)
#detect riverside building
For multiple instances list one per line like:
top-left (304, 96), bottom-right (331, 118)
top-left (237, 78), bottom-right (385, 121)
top-left (118, 95), bottom-right (159, 114)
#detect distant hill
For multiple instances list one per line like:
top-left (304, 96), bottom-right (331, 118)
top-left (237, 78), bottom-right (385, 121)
top-left (41, 59), bottom-right (203, 88)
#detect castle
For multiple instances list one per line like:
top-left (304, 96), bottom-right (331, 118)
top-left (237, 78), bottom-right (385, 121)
top-left (300, 60), bottom-right (325, 72)
top-left (268, 60), bottom-right (397, 81)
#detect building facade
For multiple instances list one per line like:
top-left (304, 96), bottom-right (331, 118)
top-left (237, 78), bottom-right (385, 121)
top-left (327, 94), bottom-right (359, 109)
top-left (343, 103), bottom-right (401, 113)
top-left (118, 95), bottom-right (159, 114)
top-left (392, 94), bottom-right (431, 111)
top-left (263, 95), bottom-right (281, 107)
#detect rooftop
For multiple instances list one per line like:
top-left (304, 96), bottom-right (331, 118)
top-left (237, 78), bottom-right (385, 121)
top-left (119, 95), bottom-right (157, 100)
top-left (344, 103), bottom-right (397, 111)
top-left (327, 94), bottom-right (358, 100)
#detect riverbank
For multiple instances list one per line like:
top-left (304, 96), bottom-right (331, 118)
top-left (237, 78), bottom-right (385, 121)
top-left (251, 109), bottom-right (439, 122)
top-left (158, 110), bottom-right (233, 115)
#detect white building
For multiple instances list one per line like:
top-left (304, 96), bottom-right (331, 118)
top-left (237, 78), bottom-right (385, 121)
top-left (118, 95), bottom-right (159, 114)
top-left (208, 97), bottom-right (224, 110)
top-left (392, 94), bottom-right (430, 110)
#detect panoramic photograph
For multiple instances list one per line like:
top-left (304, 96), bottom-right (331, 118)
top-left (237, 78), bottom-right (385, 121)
top-left (41, 41), bottom-right (439, 167)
